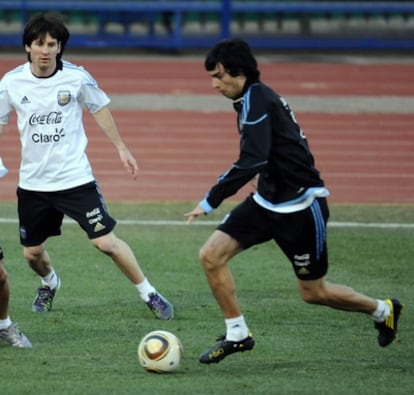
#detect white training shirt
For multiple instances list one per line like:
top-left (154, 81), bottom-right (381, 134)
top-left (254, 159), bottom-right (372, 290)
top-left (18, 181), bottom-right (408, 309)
top-left (0, 60), bottom-right (110, 191)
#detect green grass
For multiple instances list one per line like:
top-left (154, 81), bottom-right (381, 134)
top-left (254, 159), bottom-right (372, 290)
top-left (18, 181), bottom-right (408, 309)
top-left (0, 202), bottom-right (413, 395)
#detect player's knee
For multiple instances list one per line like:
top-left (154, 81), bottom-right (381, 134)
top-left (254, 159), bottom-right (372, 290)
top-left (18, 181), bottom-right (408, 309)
top-left (199, 244), bottom-right (210, 264)
top-left (199, 244), bottom-right (218, 270)
top-left (301, 291), bottom-right (320, 304)
top-left (299, 285), bottom-right (325, 304)
top-left (91, 233), bottom-right (118, 256)
top-left (23, 246), bottom-right (43, 264)
top-left (298, 278), bottom-right (329, 305)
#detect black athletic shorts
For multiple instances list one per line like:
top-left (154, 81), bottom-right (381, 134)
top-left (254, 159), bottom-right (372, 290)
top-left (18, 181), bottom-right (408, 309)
top-left (217, 194), bottom-right (329, 280)
top-left (17, 181), bottom-right (116, 246)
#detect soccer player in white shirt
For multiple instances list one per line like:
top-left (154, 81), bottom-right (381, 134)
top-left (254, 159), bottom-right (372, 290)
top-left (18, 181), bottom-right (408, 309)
top-left (0, 12), bottom-right (173, 320)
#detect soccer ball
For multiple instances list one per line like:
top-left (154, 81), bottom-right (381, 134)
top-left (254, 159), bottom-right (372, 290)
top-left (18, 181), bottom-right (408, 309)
top-left (137, 330), bottom-right (183, 373)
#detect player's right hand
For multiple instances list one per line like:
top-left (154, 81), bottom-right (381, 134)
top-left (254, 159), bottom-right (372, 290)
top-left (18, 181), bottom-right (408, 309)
top-left (184, 205), bottom-right (205, 224)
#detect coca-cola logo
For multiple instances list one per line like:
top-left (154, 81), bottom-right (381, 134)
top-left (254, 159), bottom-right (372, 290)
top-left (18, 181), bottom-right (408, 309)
top-left (29, 111), bottom-right (63, 126)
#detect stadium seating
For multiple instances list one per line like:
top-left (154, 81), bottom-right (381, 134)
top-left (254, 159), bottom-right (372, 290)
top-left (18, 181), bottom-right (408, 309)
top-left (0, 1), bottom-right (413, 50)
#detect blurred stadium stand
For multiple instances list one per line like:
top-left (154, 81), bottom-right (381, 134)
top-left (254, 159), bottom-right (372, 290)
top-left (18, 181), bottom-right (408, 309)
top-left (0, 0), bottom-right (414, 50)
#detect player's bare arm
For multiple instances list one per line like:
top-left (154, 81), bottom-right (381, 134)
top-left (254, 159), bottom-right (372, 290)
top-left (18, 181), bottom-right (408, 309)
top-left (92, 106), bottom-right (139, 179)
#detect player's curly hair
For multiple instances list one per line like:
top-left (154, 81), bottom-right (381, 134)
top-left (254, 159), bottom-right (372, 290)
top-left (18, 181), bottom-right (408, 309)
top-left (23, 12), bottom-right (70, 62)
top-left (204, 38), bottom-right (260, 82)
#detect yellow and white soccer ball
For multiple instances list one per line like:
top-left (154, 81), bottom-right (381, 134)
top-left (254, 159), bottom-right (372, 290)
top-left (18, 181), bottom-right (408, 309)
top-left (138, 330), bottom-right (183, 373)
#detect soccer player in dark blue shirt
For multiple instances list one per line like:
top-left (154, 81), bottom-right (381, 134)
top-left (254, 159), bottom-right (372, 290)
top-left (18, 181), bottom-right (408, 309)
top-left (185, 38), bottom-right (402, 364)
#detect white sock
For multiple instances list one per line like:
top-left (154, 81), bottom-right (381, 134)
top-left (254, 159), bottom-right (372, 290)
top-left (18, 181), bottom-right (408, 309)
top-left (135, 278), bottom-right (156, 302)
top-left (225, 315), bottom-right (249, 341)
top-left (372, 299), bottom-right (391, 322)
top-left (41, 270), bottom-right (59, 290)
top-left (0, 316), bottom-right (12, 329)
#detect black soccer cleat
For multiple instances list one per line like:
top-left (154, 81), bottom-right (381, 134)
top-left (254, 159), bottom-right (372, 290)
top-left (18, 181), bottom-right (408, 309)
top-left (375, 298), bottom-right (403, 347)
top-left (199, 334), bottom-right (255, 364)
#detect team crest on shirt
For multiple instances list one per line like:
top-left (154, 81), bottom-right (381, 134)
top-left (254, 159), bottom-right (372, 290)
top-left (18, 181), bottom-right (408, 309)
top-left (57, 90), bottom-right (71, 106)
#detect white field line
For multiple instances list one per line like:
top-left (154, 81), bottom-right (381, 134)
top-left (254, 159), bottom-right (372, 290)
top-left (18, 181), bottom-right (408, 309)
top-left (0, 218), bottom-right (413, 229)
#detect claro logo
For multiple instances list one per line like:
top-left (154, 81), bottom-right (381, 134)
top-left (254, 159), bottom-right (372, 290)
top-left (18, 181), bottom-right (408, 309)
top-left (32, 128), bottom-right (65, 143)
top-left (29, 111), bottom-right (63, 125)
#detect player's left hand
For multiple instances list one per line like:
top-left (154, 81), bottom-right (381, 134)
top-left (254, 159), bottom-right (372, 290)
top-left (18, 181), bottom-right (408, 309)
top-left (119, 148), bottom-right (139, 179)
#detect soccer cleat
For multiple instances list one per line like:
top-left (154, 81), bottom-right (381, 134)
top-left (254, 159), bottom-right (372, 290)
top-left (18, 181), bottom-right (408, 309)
top-left (32, 286), bottom-right (58, 312)
top-left (146, 292), bottom-right (174, 320)
top-left (0, 323), bottom-right (32, 348)
top-left (32, 277), bottom-right (61, 313)
top-left (375, 298), bottom-right (403, 347)
top-left (199, 333), bottom-right (255, 364)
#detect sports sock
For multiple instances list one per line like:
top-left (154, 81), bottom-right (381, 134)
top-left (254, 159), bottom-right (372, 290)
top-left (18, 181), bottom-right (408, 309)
top-left (41, 270), bottom-right (59, 290)
top-left (0, 316), bottom-right (12, 330)
top-left (135, 278), bottom-right (156, 302)
top-left (225, 315), bottom-right (249, 342)
top-left (372, 299), bottom-right (391, 322)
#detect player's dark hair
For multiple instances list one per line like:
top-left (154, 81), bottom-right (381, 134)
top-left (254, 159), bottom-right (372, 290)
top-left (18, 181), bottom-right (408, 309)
top-left (204, 38), bottom-right (260, 82)
top-left (23, 12), bottom-right (70, 62)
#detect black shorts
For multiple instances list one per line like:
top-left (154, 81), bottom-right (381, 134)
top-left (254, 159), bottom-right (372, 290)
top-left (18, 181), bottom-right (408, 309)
top-left (217, 195), bottom-right (329, 280)
top-left (17, 181), bottom-right (116, 246)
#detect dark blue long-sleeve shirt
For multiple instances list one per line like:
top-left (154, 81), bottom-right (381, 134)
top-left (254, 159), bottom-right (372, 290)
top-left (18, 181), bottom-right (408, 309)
top-left (200, 81), bottom-right (329, 214)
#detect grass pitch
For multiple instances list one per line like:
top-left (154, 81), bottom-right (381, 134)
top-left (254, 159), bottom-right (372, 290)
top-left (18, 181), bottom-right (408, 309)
top-left (0, 202), bottom-right (413, 395)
